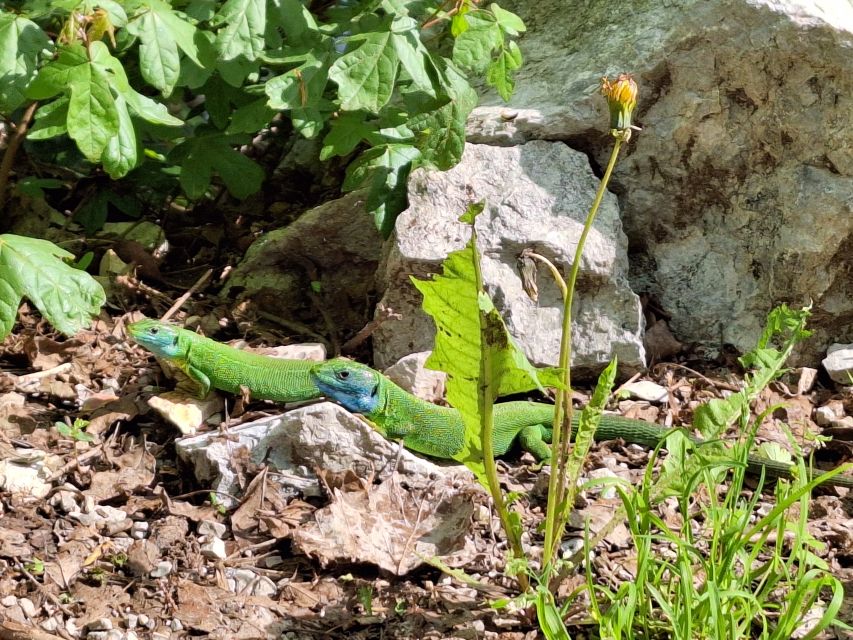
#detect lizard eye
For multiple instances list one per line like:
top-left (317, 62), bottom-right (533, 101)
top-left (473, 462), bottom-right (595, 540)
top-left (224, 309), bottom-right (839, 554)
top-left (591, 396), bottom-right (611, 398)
top-left (149, 327), bottom-right (159, 335)
top-left (338, 370), bottom-right (350, 380)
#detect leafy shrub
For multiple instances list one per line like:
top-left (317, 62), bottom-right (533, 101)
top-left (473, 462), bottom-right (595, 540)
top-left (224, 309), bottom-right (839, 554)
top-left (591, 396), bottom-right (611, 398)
top-left (0, 0), bottom-right (525, 235)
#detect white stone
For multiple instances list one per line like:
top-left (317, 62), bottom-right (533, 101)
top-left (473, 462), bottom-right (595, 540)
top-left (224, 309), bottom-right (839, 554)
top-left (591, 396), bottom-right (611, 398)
top-left (822, 344), bottom-right (853, 384)
top-left (621, 380), bottom-right (669, 403)
top-left (175, 403), bottom-right (464, 506)
top-left (814, 405), bottom-right (840, 426)
top-left (147, 391), bottom-right (224, 436)
top-left (383, 352), bottom-right (446, 403)
top-left (200, 537), bottom-right (227, 560)
top-left (18, 597), bottom-right (36, 618)
top-left (197, 520), bottom-right (227, 538)
top-left (126, 613), bottom-right (138, 630)
top-left (150, 561), bottom-right (173, 578)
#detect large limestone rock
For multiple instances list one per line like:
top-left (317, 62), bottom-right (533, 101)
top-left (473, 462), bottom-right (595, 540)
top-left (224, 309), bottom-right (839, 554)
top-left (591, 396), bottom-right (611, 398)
top-left (467, 0), bottom-right (853, 363)
top-left (374, 141), bottom-right (645, 375)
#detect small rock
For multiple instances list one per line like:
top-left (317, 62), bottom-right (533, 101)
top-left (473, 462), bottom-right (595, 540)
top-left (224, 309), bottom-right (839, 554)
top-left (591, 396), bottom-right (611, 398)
top-left (126, 613), bottom-right (138, 630)
top-left (262, 555), bottom-right (283, 568)
top-left (474, 504), bottom-right (491, 524)
top-left (560, 538), bottom-right (585, 557)
top-left (18, 597), bottom-right (36, 618)
top-left (65, 617), bottom-right (80, 637)
top-left (86, 632), bottom-right (109, 640)
top-left (126, 632), bottom-right (139, 640)
top-left (151, 633), bottom-right (170, 640)
top-left (796, 367), bottom-right (818, 394)
top-left (86, 618), bottom-right (113, 631)
top-left (198, 520), bottom-right (227, 538)
top-left (621, 380), bottom-right (669, 403)
top-left (131, 521), bottom-right (149, 539)
top-left (150, 561), bottom-right (173, 578)
top-left (41, 617), bottom-right (60, 632)
top-left (0, 595), bottom-right (16, 606)
top-left (815, 404), bottom-right (842, 427)
top-left (200, 536), bottom-right (227, 560)
top-left (137, 614), bottom-right (150, 628)
top-left (587, 467), bottom-right (621, 499)
top-left (822, 344), bottom-right (853, 385)
top-left (50, 489), bottom-right (80, 513)
top-left (69, 505), bottom-right (128, 528)
top-left (0, 458), bottom-right (52, 498)
top-left (383, 352), bottom-right (447, 403)
top-left (170, 619), bottom-right (183, 631)
top-left (148, 391), bottom-right (224, 436)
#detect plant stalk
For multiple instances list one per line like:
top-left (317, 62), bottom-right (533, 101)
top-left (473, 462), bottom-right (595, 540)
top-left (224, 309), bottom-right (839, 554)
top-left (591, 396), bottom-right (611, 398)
top-left (542, 138), bottom-right (623, 568)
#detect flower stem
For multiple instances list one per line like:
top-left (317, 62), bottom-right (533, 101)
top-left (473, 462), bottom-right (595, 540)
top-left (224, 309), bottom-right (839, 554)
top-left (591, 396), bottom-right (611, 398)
top-left (542, 138), bottom-right (623, 569)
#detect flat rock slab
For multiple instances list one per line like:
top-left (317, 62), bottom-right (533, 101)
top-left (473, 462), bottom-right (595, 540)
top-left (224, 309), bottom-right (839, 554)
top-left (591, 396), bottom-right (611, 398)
top-left (374, 141), bottom-right (645, 376)
top-left (175, 402), bottom-right (469, 506)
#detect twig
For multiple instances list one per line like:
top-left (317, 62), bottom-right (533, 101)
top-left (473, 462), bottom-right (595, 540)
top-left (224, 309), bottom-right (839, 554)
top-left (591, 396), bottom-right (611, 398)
top-left (15, 363), bottom-right (73, 387)
top-left (47, 442), bottom-right (106, 482)
top-left (0, 102), bottom-right (39, 207)
top-left (651, 362), bottom-right (741, 392)
top-left (340, 307), bottom-right (401, 353)
top-left (162, 268), bottom-right (213, 321)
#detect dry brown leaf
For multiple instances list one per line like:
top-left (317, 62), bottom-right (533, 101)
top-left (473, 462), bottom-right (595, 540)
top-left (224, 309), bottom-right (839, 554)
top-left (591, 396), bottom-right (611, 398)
top-left (292, 473), bottom-right (475, 575)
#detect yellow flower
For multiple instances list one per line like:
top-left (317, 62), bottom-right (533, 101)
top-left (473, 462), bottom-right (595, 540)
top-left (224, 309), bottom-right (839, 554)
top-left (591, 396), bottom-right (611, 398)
top-left (600, 73), bottom-right (638, 133)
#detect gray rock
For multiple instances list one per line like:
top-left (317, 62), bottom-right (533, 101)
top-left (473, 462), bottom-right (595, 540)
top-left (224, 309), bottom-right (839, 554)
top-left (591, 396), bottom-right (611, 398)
top-left (199, 537), bottom-right (227, 560)
top-left (622, 380), bottom-right (669, 403)
top-left (375, 141), bottom-right (645, 375)
top-left (175, 402), bottom-right (466, 506)
top-left (383, 352), bottom-right (446, 403)
top-left (467, 0), bottom-right (853, 364)
top-left (822, 343), bottom-right (853, 384)
top-left (221, 190), bottom-right (383, 344)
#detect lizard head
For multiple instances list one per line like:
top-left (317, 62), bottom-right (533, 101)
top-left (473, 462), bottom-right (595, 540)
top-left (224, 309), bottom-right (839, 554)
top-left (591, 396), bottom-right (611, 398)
top-left (128, 319), bottom-right (182, 358)
top-left (310, 359), bottom-right (381, 414)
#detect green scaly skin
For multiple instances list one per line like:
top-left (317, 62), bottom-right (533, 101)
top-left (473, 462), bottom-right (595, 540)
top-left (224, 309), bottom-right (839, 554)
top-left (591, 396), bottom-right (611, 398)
top-left (311, 358), bottom-right (853, 488)
top-left (128, 319), bottom-right (321, 402)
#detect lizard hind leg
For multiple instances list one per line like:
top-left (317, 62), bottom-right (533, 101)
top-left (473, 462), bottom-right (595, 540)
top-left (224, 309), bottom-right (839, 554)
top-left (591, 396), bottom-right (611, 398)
top-left (517, 424), bottom-right (552, 462)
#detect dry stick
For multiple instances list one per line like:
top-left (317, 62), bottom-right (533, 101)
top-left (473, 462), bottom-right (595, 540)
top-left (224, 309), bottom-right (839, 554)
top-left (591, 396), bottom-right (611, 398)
top-left (161, 268), bottom-right (213, 321)
top-left (340, 307), bottom-right (402, 353)
top-left (0, 102), bottom-right (38, 206)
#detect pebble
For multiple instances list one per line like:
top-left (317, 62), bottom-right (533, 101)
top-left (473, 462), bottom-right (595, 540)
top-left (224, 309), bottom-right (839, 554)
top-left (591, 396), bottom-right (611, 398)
top-left (198, 520), bottom-right (227, 538)
top-left (822, 343), bottom-right (853, 384)
top-left (170, 619), bottom-right (183, 631)
top-left (0, 595), bottom-right (16, 607)
top-left (41, 617), bottom-right (60, 632)
top-left (815, 405), bottom-right (841, 426)
top-left (131, 521), bottom-right (149, 539)
top-left (86, 618), bottom-right (113, 631)
top-left (200, 536), bottom-right (227, 560)
top-left (621, 380), bottom-right (669, 403)
top-left (150, 560), bottom-right (173, 578)
top-left (18, 597), bottom-right (36, 618)
top-left (126, 613), bottom-right (138, 630)
top-left (137, 614), bottom-right (150, 628)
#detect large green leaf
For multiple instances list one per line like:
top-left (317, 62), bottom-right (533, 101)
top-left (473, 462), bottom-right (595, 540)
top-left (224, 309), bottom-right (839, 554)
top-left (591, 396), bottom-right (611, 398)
top-left (329, 29), bottom-right (399, 113)
top-left (452, 13), bottom-right (500, 74)
top-left (170, 132), bottom-right (265, 199)
top-left (390, 16), bottom-right (435, 96)
top-left (486, 40), bottom-right (521, 101)
top-left (128, 7), bottom-right (181, 94)
top-left (406, 60), bottom-right (476, 170)
top-left (0, 14), bottom-right (51, 113)
top-left (102, 95), bottom-right (138, 178)
top-left (66, 59), bottom-right (120, 162)
top-left (0, 234), bottom-right (105, 340)
top-left (26, 44), bottom-right (87, 100)
top-left (215, 0), bottom-right (266, 61)
top-left (343, 143), bottom-right (420, 236)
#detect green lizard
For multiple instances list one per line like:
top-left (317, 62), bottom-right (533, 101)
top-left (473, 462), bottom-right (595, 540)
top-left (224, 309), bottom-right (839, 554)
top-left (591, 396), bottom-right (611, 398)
top-left (128, 319), bottom-right (321, 402)
top-left (311, 358), bottom-right (853, 488)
